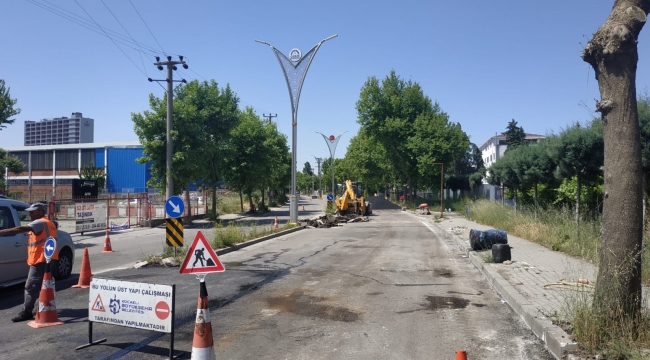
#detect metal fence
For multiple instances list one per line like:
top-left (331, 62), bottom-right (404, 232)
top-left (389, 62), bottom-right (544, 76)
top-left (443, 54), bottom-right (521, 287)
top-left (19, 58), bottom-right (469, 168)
top-left (46, 192), bottom-right (209, 234)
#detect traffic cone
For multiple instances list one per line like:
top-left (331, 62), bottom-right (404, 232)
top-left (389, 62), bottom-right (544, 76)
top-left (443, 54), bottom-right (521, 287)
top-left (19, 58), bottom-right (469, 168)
top-left (302, 205), bottom-right (305, 211)
top-left (273, 216), bottom-right (279, 229)
top-left (191, 281), bottom-right (215, 359)
top-left (72, 247), bottom-right (92, 288)
top-left (28, 263), bottom-right (64, 328)
top-left (455, 350), bottom-right (467, 360)
top-left (102, 229), bottom-right (113, 253)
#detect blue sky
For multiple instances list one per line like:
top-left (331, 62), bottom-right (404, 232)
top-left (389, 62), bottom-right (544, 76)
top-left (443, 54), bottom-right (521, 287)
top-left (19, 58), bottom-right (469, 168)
top-left (2, 0), bottom-right (649, 173)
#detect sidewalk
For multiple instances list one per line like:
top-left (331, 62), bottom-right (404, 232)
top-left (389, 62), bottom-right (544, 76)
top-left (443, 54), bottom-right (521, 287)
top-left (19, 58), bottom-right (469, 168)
top-left (415, 211), bottom-right (593, 359)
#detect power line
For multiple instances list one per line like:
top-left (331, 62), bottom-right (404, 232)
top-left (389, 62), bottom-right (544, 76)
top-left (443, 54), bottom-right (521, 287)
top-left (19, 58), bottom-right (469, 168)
top-left (32, 0), bottom-right (163, 55)
top-left (73, 0), bottom-right (147, 78)
top-left (128, 0), bottom-right (166, 56)
top-left (101, 0), bottom-right (149, 76)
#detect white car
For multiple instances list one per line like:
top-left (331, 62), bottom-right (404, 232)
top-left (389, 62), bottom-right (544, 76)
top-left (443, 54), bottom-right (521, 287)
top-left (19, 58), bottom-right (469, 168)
top-left (0, 199), bottom-right (76, 287)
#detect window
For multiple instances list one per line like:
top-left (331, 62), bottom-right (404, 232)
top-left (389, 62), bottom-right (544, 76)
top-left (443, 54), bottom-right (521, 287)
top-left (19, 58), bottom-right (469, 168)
top-left (55, 150), bottom-right (78, 169)
top-left (0, 206), bottom-right (16, 230)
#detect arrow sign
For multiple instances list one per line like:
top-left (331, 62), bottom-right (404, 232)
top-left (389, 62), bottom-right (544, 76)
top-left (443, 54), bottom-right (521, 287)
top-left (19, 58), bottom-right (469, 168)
top-left (165, 196), bottom-right (185, 219)
top-left (44, 237), bottom-right (57, 262)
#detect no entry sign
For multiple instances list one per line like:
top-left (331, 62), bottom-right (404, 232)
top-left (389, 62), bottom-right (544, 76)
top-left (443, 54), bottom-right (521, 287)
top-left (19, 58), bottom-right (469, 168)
top-left (155, 301), bottom-right (170, 320)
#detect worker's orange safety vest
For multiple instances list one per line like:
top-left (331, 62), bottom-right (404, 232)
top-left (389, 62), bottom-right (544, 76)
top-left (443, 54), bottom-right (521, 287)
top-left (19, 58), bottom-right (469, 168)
top-left (27, 218), bottom-right (58, 266)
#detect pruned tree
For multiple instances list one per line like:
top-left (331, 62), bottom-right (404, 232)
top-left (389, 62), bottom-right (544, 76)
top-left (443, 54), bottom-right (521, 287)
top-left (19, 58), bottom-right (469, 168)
top-left (581, 0), bottom-right (650, 332)
top-left (0, 79), bottom-right (20, 130)
top-left (77, 163), bottom-right (106, 190)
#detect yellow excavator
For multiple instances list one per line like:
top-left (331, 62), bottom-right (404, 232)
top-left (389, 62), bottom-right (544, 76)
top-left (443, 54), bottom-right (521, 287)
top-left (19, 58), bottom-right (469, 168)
top-left (335, 180), bottom-right (372, 216)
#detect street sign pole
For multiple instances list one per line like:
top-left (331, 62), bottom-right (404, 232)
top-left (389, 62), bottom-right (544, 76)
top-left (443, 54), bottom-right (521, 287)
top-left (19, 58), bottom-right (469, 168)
top-left (256, 35), bottom-right (337, 223)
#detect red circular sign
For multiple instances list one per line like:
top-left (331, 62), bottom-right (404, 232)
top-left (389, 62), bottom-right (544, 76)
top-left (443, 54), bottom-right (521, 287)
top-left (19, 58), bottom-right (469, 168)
top-left (155, 301), bottom-right (170, 320)
top-left (329, 135), bottom-right (335, 141)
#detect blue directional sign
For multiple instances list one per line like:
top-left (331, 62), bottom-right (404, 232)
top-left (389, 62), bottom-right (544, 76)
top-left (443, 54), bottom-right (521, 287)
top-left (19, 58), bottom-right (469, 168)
top-left (44, 237), bottom-right (56, 262)
top-left (165, 196), bottom-right (185, 219)
top-left (327, 193), bottom-right (334, 201)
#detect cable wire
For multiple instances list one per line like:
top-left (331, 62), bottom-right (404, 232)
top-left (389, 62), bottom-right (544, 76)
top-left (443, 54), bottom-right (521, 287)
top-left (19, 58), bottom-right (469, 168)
top-left (100, 0), bottom-right (149, 76)
top-left (128, 0), bottom-right (167, 56)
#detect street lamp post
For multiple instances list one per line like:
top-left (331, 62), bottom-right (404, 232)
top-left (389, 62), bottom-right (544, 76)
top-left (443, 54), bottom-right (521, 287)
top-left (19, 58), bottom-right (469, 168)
top-left (256, 35), bottom-right (337, 223)
top-left (431, 163), bottom-right (444, 218)
top-left (316, 132), bottom-right (347, 198)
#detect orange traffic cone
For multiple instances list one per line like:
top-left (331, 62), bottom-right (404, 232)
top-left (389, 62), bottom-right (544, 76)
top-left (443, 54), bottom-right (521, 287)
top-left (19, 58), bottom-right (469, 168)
top-left (28, 263), bottom-right (64, 328)
top-left (456, 350), bottom-right (467, 360)
top-left (191, 281), bottom-right (215, 359)
top-left (273, 216), bottom-right (279, 229)
top-left (102, 229), bottom-right (113, 253)
top-left (72, 247), bottom-right (92, 288)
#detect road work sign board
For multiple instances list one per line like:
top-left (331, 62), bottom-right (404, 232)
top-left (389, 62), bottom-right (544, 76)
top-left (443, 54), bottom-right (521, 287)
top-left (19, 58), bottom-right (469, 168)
top-left (75, 202), bottom-right (107, 232)
top-left (165, 196), bottom-right (184, 218)
top-left (179, 230), bottom-right (225, 274)
top-left (88, 278), bottom-right (174, 333)
top-left (165, 218), bottom-right (184, 247)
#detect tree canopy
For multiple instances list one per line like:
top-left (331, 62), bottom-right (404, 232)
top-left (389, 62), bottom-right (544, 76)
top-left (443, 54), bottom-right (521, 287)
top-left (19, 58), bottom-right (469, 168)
top-left (0, 79), bottom-right (20, 130)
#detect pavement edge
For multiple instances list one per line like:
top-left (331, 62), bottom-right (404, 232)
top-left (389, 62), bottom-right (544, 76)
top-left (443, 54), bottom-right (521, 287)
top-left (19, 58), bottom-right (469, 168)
top-left (419, 212), bottom-right (578, 360)
top-left (215, 225), bottom-right (305, 256)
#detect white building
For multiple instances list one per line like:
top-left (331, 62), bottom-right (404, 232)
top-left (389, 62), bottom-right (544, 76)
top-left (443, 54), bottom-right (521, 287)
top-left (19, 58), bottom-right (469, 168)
top-left (479, 133), bottom-right (546, 182)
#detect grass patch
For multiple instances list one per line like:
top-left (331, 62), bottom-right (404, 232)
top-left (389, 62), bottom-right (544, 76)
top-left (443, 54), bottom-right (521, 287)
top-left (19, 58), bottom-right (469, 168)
top-left (211, 221), bottom-right (298, 249)
top-left (479, 251), bottom-right (494, 263)
top-left (142, 245), bottom-right (189, 265)
top-left (466, 199), bottom-right (650, 357)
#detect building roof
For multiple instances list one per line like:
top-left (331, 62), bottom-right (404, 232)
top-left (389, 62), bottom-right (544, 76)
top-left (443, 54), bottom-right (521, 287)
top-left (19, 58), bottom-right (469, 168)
top-left (479, 133), bottom-right (546, 150)
top-left (3, 141), bottom-right (142, 152)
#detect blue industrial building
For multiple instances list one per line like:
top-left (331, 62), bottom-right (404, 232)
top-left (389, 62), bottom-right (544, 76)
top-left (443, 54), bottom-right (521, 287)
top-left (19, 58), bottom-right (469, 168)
top-left (5, 141), bottom-right (154, 194)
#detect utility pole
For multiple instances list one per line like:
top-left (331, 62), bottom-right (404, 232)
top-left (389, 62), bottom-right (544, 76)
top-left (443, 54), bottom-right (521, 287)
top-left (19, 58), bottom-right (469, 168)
top-left (263, 113), bottom-right (277, 123)
top-left (312, 155), bottom-right (322, 198)
top-left (149, 56), bottom-right (187, 200)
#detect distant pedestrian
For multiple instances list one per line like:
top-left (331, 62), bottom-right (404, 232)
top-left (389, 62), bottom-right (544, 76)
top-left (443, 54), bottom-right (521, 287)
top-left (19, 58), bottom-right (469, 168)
top-left (0, 203), bottom-right (58, 322)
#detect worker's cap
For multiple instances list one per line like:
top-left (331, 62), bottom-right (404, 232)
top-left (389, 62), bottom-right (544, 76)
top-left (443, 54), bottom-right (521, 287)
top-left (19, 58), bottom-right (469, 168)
top-left (25, 203), bottom-right (47, 212)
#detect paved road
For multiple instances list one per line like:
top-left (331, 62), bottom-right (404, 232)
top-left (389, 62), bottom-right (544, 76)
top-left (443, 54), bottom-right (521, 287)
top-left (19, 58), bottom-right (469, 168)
top-left (0, 206), bottom-right (552, 359)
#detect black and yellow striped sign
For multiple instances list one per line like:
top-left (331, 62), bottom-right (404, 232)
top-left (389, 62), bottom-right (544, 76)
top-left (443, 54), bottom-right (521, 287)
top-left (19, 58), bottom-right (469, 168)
top-left (166, 218), bottom-right (184, 247)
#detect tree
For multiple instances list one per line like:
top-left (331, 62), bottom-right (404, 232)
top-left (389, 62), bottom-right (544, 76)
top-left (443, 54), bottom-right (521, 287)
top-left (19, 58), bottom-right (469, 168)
top-left (176, 80), bottom-right (240, 217)
top-left (582, 0), bottom-right (649, 333)
top-left (504, 119), bottom-right (525, 152)
top-left (341, 128), bottom-right (393, 195)
top-left (0, 80), bottom-right (20, 130)
top-left (223, 108), bottom-right (276, 212)
top-left (77, 163), bottom-right (106, 190)
top-left (132, 85), bottom-right (205, 196)
top-left (302, 162), bottom-right (314, 177)
top-left (0, 149), bottom-right (24, 194)
top-left (511, 141), bottom-right (554, 218)
top-left (547, 122), bottom-right (603, 225)
top-left (356, 71), bottom-right (435, 201)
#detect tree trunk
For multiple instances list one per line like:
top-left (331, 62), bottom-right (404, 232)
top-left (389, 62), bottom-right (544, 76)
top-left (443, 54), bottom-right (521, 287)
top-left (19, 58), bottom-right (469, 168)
top-left (185, 187), bottom-right (191, 217)
top-left (514, 188), bottom-right (517, 215)
top-left (575, 176), bottom-right (581, 226)
top-left (582, 0), bottom-right (648, 321)
top-left (501, 184), bottom-right (505, 205)
top-left (534, 182), bottom-right (538, 220)
top-left (644, 172), bottom-right (649, 231)
top-left (211, 185), bottom-right (217, 217)
top-left (239, 191), bottom-right (244, 213)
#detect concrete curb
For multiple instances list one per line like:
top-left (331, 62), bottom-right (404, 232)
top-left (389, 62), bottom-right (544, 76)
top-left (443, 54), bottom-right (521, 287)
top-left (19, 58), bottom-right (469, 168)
top-left (215, 225), bottom-right (305, 256)
top-left (413, 211), bottom-right (577, 360)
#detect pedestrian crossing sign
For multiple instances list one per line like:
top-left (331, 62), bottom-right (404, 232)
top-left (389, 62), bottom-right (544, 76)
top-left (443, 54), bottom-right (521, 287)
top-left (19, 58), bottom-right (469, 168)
top-left (179, 231), bottom-right (225, 274)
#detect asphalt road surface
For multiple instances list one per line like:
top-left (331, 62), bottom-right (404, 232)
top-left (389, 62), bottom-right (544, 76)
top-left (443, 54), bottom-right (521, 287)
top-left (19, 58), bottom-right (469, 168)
top-left (0, 205), bottom-right (553, 359)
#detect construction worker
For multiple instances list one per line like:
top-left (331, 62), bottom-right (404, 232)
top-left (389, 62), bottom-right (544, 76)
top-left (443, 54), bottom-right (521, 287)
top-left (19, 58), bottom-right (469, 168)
top-left (0, 203), bottom-right (58, 322)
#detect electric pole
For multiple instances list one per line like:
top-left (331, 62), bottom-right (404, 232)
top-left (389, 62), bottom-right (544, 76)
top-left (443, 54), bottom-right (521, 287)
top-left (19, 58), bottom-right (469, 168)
top-left (263, 113), bottom-right (277, 123)
top-left (148, 56), bottom-right (187, 200)
top-left (312, 156), bottom-right (322, 198)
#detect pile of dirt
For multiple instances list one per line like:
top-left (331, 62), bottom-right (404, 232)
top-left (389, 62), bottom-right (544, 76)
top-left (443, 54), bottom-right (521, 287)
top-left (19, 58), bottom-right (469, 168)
top-left (302, 214), bottom-right (370, 228)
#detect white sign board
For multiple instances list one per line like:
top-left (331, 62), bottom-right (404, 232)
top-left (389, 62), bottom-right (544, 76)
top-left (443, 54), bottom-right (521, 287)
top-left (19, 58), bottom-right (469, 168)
top-left (89, 278), bottom-right (173, 333)
top-left (76, 202), bottom-right (107, 232)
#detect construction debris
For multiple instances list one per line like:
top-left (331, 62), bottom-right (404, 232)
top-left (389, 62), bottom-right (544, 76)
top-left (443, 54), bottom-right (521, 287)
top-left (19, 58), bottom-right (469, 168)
top-left (302, 213), bottom-right (370, 228)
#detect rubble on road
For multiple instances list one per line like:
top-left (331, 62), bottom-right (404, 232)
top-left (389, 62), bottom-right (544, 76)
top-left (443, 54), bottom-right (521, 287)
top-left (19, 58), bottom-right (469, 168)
top-left (301, 213), bottom-right (370, 228)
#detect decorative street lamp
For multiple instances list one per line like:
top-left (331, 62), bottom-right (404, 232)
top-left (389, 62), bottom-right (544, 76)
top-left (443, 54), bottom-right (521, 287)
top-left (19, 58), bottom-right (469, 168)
top-left (256, 35), bottom-right (337, 223)
top-left (317, 132), bottom-right (347, 198)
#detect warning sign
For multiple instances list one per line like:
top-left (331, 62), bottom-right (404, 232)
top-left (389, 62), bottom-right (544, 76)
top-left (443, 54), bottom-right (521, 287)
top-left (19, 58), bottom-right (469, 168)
top-left (155, 301), bottom-right (170, 320)
top-left (179, 231), bottom-right (225, 274)
top-left (92, 294), bottom-right (106, 312)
